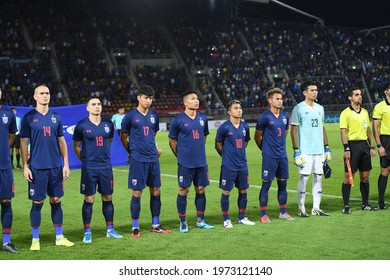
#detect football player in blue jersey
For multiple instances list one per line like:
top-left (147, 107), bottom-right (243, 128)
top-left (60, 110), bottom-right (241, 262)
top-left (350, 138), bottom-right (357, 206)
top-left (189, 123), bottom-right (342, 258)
top-left (0, 89), bottom-right (19, 253)
top-left (73, 97), bottom-right (123, 243)
top-left (169, 89), bottom-right (214, 232)
top-left (20, 85), bottom-right (75, 251)
top-left (255, 88), bottom-right (295, 224)
top-left (120, 85), bottom-right (171, 238)
top-left (215, 99), bottom-right (255, 229)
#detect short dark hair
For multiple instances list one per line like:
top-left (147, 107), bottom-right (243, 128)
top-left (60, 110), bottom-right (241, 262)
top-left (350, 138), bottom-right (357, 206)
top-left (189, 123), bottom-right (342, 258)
top-left (383, 83), bottom-right (390, 92)
top-left (138, 85), bottom-right (155, 97)
top-left (301, 81), bottom-right (317, 92)
top-left (226, 99), bottom-right (241, 111)
top-left (182, 89), bottom-right (198, 99)
top-left (346, 86), bottom-right (361, 97)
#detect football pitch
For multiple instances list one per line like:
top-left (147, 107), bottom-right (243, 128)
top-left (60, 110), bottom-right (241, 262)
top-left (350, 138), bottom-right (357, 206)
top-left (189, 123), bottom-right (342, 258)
top-left (1, 123), bottom-right (390, 260)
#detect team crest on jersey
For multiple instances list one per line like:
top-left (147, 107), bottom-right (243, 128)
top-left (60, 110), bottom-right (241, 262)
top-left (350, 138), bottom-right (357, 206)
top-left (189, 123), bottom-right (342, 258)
top-left (222, 179), bottom-right (226, 186)
top-left (104, 125), bottom-right (110, 133)
top-left (2, 115), bottom-right (8, 124)
top-left (283, 117), bottom-right (287, 125)
top-left (263, 170), bottom-right (268, 177)
top-left (30, 189), bottom-right (35, 197)
top-left (51, 115), bottom-right (57, 124)
top-left (199, 118), bottom-right (204, 126)
top-left (132, 179), bottom-right (137, 186)
top-left (179, 176), bottom-right (183, 183)
top-left (242, 128), bottom-right (246, 136)
top-left (150, 115), bottom-right (155, 124)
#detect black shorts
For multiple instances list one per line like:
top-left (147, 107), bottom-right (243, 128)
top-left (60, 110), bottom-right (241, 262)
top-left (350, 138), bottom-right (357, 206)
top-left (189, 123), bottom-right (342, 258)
top-left (379, 135), bottom-right (390, 168)
top-left (346, 140), bottom-right (372, 173)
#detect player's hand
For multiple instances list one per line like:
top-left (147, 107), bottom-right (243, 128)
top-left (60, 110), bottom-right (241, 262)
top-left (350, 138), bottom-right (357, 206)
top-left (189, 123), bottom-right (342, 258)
top-left (63, 165), bottom-right (70, 180)
top-left (324, 145), bottom-right (332, 162)
top-left (293, 148), bottom-right (305, 169)
top-left (126, 153), bottom-right (131, 163)
top-left (23, 166), bottom-right (33, 182)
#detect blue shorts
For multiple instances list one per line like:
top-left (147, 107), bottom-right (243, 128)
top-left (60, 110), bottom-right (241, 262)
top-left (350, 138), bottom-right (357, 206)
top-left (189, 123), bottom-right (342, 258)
top-left (0, 168), bottom-right (15, 199)
top-left (219, 165), bottom-right (249, 191)
top-left (28, 167), bottom-right (64, 200)
top-left (128, 158), bottom-right (161, 190)
top-left (178, 164), bottom-right (210, 188)
top-left (261, 154), bottom-right (289, 181)
top-left (81, 166), bottom-right (114, 196)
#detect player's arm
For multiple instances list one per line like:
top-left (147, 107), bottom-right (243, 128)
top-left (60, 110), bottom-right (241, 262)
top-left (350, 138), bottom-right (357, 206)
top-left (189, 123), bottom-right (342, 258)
top-left (120, 131), bottom-right (131, 154)
top-left (254, 129), bottom-right (263, 150)
top-left (215, 140), bottom-right (223, 156)
top-left (20, 137), bottom-right (32, 182)
top-left (322, 124), bottom-right (332, 161)
top-left (366, 126), bottom-right (375, 157)
top-left (340, 127), bottom-right (350, 161)
top-left (290, 124), bottom-right (298, 148)
top-left (58, 136), bottom-right (70, 180)
top-left (169, 137), bottom-right (177, 157)
top-left (373, 119), bottom-right (385, 156)
top-left (322, 125), bottom-right (329, 146)
top-left (72, 140), bottom-right (82, 160)
top-left (8, 133), bottom-right (15, 148)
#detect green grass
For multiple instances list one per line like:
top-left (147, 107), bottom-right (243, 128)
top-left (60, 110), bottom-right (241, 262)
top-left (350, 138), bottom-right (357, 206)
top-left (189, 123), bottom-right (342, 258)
top-left (2, 123), bottom-right (390, 260)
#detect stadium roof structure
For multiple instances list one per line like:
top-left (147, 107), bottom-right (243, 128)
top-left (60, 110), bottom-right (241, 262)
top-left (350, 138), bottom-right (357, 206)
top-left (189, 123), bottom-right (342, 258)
top-left (237, 0), bottom-right (389, 29)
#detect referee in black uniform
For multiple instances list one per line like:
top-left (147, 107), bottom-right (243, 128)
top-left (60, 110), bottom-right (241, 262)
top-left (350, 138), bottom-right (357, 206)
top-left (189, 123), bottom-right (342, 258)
top-left (372, 83), bottom-right (390, 210)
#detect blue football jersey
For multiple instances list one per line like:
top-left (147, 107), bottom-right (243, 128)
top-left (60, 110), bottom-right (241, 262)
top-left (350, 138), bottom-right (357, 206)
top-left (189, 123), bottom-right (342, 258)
top-left (0, 106), bottom-right (17, 170)
top-left (256, 109), bottom-right (289, 158)
top-left (169, 111), bottom-right (209, 168)
top-left (73, 117), bottom-right (114, 170)
top-left (215, 120), bottom-right (250, 171)
top-left (121, 108), bottom-right (159, 162)
top-left (20, 109), bottom-right (64, 169)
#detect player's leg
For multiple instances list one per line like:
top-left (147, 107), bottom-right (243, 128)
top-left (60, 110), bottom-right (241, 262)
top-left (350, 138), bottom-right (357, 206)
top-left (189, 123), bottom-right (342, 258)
top-left (49, 167), bottom-right (74, 247)
top-left (194, 166), bottom-right (214, 229)
top-left (236, 169), bottom-right (253, 225)
top-left (259, 154), bottom-right (276, 223)
top-left (219, 166), bottom-right (234, 228)
top-left (128, 159), bottom-right (147, 238)
top-left (297, 154), bottom-right (312, 217)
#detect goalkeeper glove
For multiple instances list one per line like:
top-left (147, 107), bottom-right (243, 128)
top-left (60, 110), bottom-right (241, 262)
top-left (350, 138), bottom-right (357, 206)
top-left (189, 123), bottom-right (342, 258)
top-left (293, 148), bottom-right (305, 169)
top-left (324, 145), bottom-right (332, 162)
